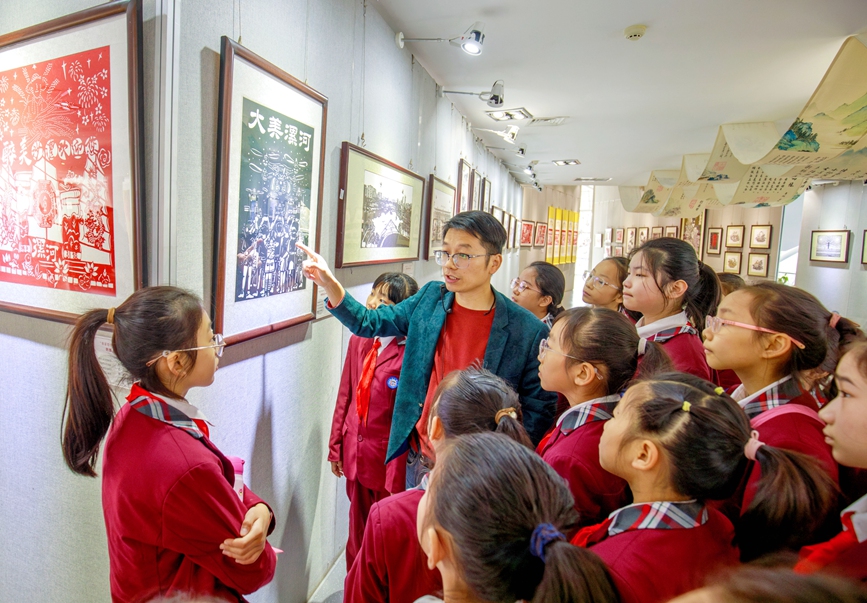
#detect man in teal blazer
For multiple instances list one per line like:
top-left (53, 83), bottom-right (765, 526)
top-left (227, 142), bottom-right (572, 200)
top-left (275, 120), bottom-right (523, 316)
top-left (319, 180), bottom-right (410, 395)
top-left (299, 212), bottom-right (556, 462)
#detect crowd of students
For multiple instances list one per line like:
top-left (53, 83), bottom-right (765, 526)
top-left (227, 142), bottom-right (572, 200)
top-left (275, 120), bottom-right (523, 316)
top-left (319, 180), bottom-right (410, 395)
top-left (60, 210), bottom-right (866, 603)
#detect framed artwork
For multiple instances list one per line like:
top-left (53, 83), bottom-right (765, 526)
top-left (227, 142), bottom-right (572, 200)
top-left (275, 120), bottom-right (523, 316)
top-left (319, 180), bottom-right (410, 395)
top-left (512, 217), bottom-right (520, 249)
top-left (706, 227), bottom-right (722, 255)
top-left (615, 228), bottom-right (624, 244)
top-left (625, 227), bottom-right (637, 254)
top-left (604, 244), bottom-right (613, 257)
top-left (572, 226), bottom-right (579, 263)
top-left (336, 142), bottom-right (425, 268)
top-left (809, 230), bottom-right (851, 263)
top-left (506, 214), bottom-right (516, 250)
top-left (613, 246), bottom-right (624, 257)
top-left (470, 169), bottom-right (483, 210)
top-left (604, 227), bottom-right (613, 244)
top-left (863, 231), bottom-right (867, 264)
top-left (214, 37), bottom-right (326, 343)
top-left (723, 251), bottom-right (742, 274)
top-left (425, 175), bottom-right (456, 260)
top-left (520, 220), bottom-right (534, 247)
top-left (0, 1), bottom-right (146, 323)
top-left (491, 205), bottom-right (504, 226)
top-left (747, 253), bottom-right (770, 278)
top-left (664, 225), bottom-right (679, 238)
top-left (594, 233), bottom-right (603, 248)
top-left (680, 211), bottom-right (705, 261)
top-left (534, 222), bottom-right (547, 247)
top-left (546, 207), bottom-right (555, 263)
top-left (638, 227), bottom-right (649, 247)
top-left (456, 159), bottom-right (472, 213)
top-left (651, 226), bottom-right (664, 239)
top-left (726, 225), bottom-right (745, 248)
top-left (482, 178), bottom-right (492, 213)
top-left (750, 225), bottom-right (773, 249)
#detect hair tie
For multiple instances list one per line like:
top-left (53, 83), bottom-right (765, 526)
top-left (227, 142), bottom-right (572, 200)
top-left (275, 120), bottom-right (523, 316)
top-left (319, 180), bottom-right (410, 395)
top-left (637, 337), bottom-right (648, 357)
top-left (681, 401), bottom-right (691, 413)
top-left (829, 312), bottom-right (841, 329)
top-left (714, 386), bottom-right (724, 395)
top-left (106, 307), bottom-right (116, 325)
top-left (529, 523), bottom-right (565, 562)
top-left (495, 407), bottom-right (518, 425)
top-left (744, 430), bottom-right (765, 461)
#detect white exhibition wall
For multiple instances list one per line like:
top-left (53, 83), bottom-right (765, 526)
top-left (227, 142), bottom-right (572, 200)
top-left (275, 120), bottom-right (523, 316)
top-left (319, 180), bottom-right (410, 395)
top-left (0, 1), bottom-right (524, 602)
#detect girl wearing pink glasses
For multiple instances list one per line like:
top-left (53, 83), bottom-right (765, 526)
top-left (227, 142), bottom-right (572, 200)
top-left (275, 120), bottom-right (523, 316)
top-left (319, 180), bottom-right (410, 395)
top-left (702, 282), bottom-right (864, 522)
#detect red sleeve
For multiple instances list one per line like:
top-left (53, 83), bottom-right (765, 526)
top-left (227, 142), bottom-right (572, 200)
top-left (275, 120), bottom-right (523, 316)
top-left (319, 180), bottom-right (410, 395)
top-left (329, 338), bottom-right (358, 462)
top-left (344, 501), bottom-right (389, 603)
top-left (161, 462), bottom-right (276, 595)
top-left (661, 334), bottom-right (711, 381)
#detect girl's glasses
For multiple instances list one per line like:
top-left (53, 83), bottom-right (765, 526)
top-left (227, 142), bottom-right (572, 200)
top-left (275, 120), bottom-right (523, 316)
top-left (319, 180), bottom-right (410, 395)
top-left (704, 316), bottom-right (805, 350)
top-left (538, 339), bottom-right (603, 380)
top-left (510, 277), bottom-right (541, 294)
top-left (146, 334), bottom-right (227, 367)
top-left (433, 250), bottom-right (490, 269)
top-left (582, 270), bottom-right (620, 291)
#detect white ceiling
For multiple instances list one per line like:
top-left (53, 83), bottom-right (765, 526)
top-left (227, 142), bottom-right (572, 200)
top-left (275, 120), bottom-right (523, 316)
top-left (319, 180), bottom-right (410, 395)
top-left (374, 0), bottom-right (867, 186)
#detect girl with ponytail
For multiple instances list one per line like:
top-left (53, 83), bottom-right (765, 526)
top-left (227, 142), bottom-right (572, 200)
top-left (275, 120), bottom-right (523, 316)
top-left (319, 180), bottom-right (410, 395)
top-left (574, 372), bottom-right (836, 603)
top-left (622, 237), bottom-right (721, 380)
top-left (511, 261), bottom-right (566, 327)
top-left (702, 283), bottom-right (865, 513)
top-left (417, 432), bottom-right (620, 603)
top-left (345, 367), bottom-right (534, 603)
top-left (537, 307), bottom-right (672, 526)
top-left (62, 286), bottom-right (276, 602)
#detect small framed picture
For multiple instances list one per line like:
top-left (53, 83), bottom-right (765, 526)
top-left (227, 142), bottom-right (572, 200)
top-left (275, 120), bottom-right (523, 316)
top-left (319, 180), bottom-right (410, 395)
top-left (482, 178), bottom-right (492, 213)
top-left (750, 225), bottom-right (772, 249)
top-left (723, 251), bottom-right (742, 274)
top-left (491, 205), bottom-right (505, 226)
top-left (613, 246), bottom-right (624, 257)
top-left (534, 222), bottom-right (548, 247)
top-left (747, 253), bottom-right (770, 278)
top-left (604, 228), bottom-right (613, 244)
top-left (506, 214), bottom-right (516, 249)
top-left (604, 244), bottom-right (613, 257)
top-left (594, 233), bottom-right (603, 248)
top-left (512, 217), bottom-right (521, 249)
top-left (456, 159), bottom-right (472, 213)
top-left (810, 230), bottom-right (851, 263)
top-left (664, 225), bottom-right (679, 238)
top-left (520, 220), bottom-right (534, 247)
top-left (651, 226), bottom-right (664, 240)
top-left (706, 227), bottom-right (723, 255)
top-left (625, 227), bottom-right (637, 254)
top-left (863, 231), bottom-right (867, 264)
top-left (726, 225), bottom-right (745, 248)
top-left (470, 169), bottom-right (483, 210)
top-left (615, 228), bottom-right (625, 244)
top-left (638, 227), bottom-right (649, 247)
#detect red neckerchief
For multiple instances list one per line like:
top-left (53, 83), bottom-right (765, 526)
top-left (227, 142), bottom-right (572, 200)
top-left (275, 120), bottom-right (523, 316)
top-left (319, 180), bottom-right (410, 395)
top-left (355, 338), bottom-right (382, 426)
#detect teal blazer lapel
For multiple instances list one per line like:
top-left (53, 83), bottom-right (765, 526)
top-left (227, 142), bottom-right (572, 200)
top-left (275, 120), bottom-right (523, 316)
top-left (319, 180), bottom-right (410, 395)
top-left (484, 288), bottom-right (510, 375)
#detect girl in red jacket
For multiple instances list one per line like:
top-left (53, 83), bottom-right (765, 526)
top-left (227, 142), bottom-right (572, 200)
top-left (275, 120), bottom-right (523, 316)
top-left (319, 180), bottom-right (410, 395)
top-left (537, 306), bottom-right (671, 526)
top-left (328, 272), bottom-right (418, 570)
top-left (575, 372), bottom-right (836, 603)
top-left (622, 237), bottom-right (721, 380)
top-left (345, 367), bottom-right (533, 603)
top-left (417, 432), bottom-right (619, 603)
top-left (796, 341), bottom-right (867, 581)
top-left (62, 286), bottom-right (276, 603)
top-left (703, 283), bottom-right (864, 521)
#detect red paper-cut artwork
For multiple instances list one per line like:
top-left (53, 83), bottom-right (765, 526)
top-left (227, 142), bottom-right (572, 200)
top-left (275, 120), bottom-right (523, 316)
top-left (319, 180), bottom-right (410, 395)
top-left (0, 46), bottom-right (116, 295)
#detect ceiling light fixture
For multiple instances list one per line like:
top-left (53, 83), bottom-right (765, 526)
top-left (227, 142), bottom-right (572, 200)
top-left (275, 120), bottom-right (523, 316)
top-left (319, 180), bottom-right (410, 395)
top-left (396, 21), bottom-right (486, 56)
top-left (440, 80), bottom-right (504, 108)
top-left (485, 107), bottom-right (533, 122)
top-left (553, 159), bottom-right (581, 166)
top-left (475, 124), bottom-right (519, 144)
top-left (574, 177), bottom-right (612, 182)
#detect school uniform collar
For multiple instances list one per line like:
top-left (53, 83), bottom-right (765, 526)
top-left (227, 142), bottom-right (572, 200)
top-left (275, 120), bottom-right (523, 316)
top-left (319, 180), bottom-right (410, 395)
top-left (732, 375), bottom-right (802, 419)
top-left (556, 394), bottom-right (621, 432)
top-left (607, 499), bottom-right (708, 536)
top-left (636, 311), bottom-right (697, 341)
top-left (127, 383), bottom-right (210, 440)
top-left (542, 313), bottom-right (555, 328)
top-left (843, 494), bottom-right (867, 543)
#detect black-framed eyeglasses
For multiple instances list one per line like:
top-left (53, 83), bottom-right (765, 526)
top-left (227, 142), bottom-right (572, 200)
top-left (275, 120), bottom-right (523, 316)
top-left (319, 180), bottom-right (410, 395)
top-left (146, 334), bottom-right (226, 367)
top-left (582, 270), bottom-right (621, 291)
top-left (433, 250), bottom-right (491, 269)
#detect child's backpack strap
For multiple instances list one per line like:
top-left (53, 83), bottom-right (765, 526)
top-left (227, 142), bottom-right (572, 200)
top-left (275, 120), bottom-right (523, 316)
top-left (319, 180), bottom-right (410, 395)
top-left (750, 403), bottom-right (823, 429)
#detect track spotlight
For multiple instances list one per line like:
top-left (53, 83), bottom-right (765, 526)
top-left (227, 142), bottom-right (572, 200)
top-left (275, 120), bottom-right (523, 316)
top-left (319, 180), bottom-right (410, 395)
top-left (396, 21), bottom-right (486, 56)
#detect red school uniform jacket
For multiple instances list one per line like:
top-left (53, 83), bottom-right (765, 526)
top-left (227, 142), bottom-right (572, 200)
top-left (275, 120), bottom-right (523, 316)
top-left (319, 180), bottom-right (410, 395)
top-left (329, 335), bottom-right (408, 493)
top-left (539, 396), bottom-right (630, 526)
top-left (645, 325), bottom-right (712, 381)
top-left (101, 386), bottom-right (277, 603)
top-left (344, 489), bottom-right (443, 603)
top-left (581, 501), bottom-right (739, 603)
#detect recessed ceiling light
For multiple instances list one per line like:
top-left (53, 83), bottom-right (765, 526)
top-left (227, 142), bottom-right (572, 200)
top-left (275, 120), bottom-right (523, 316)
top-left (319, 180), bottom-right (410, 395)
top-left (574, 177), bottom-right (612, 182)
top-left (486, 107), bottom-right (533, 122)
top-left (553, 159), bottom-right (581, 166)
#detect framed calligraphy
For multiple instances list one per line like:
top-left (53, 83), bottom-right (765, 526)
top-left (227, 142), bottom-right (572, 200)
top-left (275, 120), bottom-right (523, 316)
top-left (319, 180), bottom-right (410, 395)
top-left (213, 37), bottom-right (326, 344)
top-left (0, 1), bottom-right (145, 323)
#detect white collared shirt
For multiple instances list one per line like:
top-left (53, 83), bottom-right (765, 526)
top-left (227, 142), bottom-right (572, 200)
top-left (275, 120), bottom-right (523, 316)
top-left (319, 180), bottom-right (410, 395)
top-left (163, 397), bottom-right (210, 425)
top-left (635, 311), bottom-right (690, 339)
top-left (377, 336), bottom-right (396, 355)
top-left (845, 494), bottom-right (867, 543)
top-left (731, 375), bottom-right (793, 405)
top-left (556, 394), bottom-right (621, 427)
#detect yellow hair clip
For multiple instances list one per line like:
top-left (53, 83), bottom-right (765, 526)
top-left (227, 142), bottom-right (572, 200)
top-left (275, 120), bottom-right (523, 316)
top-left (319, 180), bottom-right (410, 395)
top-left (682, 401), bottom-right (692, 413)
top-left (714, 387), bottom-right (724, 395)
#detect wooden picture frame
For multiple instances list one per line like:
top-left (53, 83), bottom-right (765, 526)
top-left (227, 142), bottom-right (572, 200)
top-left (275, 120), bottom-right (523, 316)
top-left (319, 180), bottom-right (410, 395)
top-left (747, 253), bottom-right (770, 278)
top-left (482, 177), bottom-right (492, 213)
top-left (604, 227), bottom-right (613, 244)
top-left (491, 205), bottom-right (504, 227)
top-left (625, 227), bottom-right (637, 254)
top-left (534, 222), bottom-right (547, 247)
top-left (638, 227), bottom-right (649, 247)
top-left (680, 211), bottom-right (706, 261)
top-left (0, 1), bottom-right (146, 323)
top-left (706, 227), bottom-right (723, 255)
top-left (214, 37), bottom-right (327, 343)
top-left (425, 175), bottom-right (456, 260)
top-left (520, 220), bottom-right (534, 247)
top-left (750, 225), bottom-right (773, 249)
top-left (651, 226), bottom-right (664, 240)
top-left (336, 142), bottom-right (425, 268)
top-left (613, 246), bottom-right (624, 257)
top-left (456, 159), bottom-right (472, 213)
top-left (809, 230), bottom-right (851, 263)
top-left (665, 225), bottom-right (679, 239)
top-left (512, 216), bottom-right (520, 249)
top-left (470, 169), bottom-right (483, 210)
top-left (723, 251), bottom-right (742, 274)
top-left (615, 228), bottom-right (624, 244)
top-left (726, 225), bottom-right (745, 248)
top-left (604, 244), bottom-right (613, 257)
